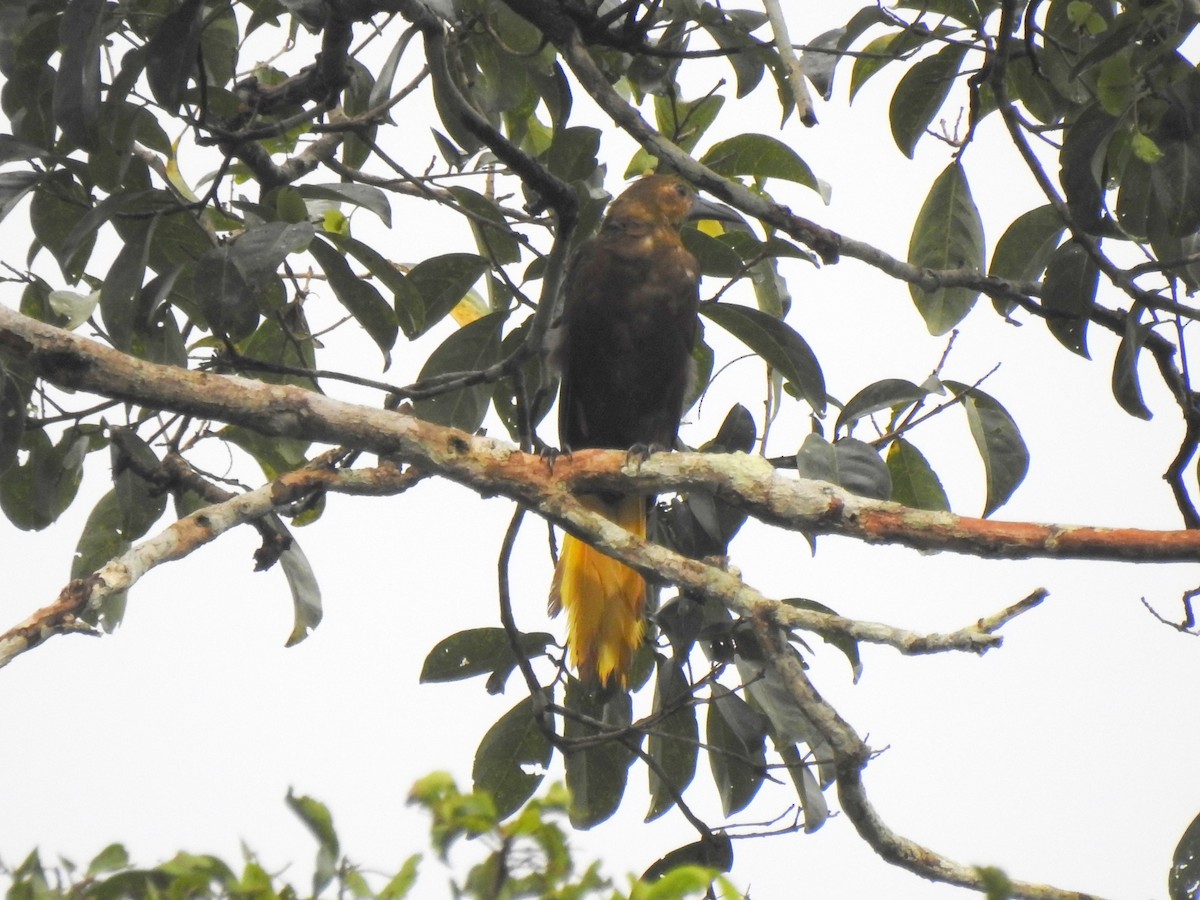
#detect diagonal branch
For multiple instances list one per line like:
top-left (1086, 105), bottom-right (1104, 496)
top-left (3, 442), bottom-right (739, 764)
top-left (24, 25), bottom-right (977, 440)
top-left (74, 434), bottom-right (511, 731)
top-left (748, 616), bottom-right (1108, 900)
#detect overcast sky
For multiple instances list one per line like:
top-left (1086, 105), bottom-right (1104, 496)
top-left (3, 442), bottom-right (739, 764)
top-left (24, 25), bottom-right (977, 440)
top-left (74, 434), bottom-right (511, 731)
top-left (1, 3), bottom-right (1197, 898)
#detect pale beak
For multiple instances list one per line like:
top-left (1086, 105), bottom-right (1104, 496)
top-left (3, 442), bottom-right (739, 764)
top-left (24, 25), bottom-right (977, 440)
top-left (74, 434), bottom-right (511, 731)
top-left (689, 195), bottom-right (748, 228)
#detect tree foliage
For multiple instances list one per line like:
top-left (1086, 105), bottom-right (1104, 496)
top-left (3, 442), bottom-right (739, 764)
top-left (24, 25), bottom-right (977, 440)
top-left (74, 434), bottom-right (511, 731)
top-left (0, 0), bottom-right (1198, 897)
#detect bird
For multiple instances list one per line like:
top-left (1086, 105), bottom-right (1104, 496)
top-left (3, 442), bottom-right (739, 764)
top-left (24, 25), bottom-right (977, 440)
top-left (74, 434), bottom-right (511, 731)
top-left (548, 173), bottom-right (732, 689)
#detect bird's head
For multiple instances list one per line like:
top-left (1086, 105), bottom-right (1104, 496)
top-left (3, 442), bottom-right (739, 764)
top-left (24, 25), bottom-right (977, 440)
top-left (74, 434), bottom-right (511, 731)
top-left (607, 174), bottom-right (744, 231)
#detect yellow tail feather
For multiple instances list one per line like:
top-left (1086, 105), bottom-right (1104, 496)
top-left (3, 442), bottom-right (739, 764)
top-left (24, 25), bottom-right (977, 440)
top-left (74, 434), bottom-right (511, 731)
top-left (549, 495), bottom-right (646, 688)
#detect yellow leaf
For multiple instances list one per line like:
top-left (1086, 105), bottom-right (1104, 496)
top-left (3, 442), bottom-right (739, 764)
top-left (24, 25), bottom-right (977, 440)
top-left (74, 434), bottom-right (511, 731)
top-left (450, 288), bottom-right (489, 325)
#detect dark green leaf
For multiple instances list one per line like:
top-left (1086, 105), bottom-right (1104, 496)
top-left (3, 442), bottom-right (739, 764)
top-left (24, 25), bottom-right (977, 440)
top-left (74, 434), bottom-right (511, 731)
top-left (990, 205), bottom-right (1066, 283)
top-left (1152, 137), bottom-right (1200, 237)
top-left (782, 597), bottom-right (863, 682)
top-left (889, 44), bottom-right (967, 158)
top-left (779, 742), bottom-right (828, 832)
top-left (297, 183), bottom-right (392, 227)
top-left (700, 303), bottom-right (825, 413)
top-left (285, 790), bottom-right (339, 896)
top-left (70, 490), bottom-right (129, 630)
top-left (473, 695), bottom-right (554, 820)
top-left (1041, 241), bottom-right (1097, 357)
top-left (680, 227), bottom-right (744, 278)
top-left (646, 660), bottom-right (699, 821)
top-left (1, 427), bottom-right (89, 531)
top-left (111, 430), bottom-right (167, 539)
top-left (230, 221), bottom-right (315, 285)
top-left (945, 381), bottom-right (1029, 516)
top-left (564, 679), bottom-right (635, 829)
top-left (193, 245), bottom-right (259, 342)
top-left (887, 438), bottom-right (951, 511)
top-left (412, 312), bottom-right (506, 431)
top-left (1112, 310), bottom-right (1153, 420)
top-left (1170, 809), bottom-right (1200, 900)
top-left (1007, 53), bottom-right (1067, 124)
top-left (406, 252), bottom-right (489, 337)
top-left (309, 237), bottom-right (399, 362)
top-left (52, 0), bottom-right (104, 149)
top-left (327, 234), bottom-right (423, 339)
top-left (641, 833), bottom-right (733, 882)
top-left (706, 685), bottom-right (766, 816)
top-left (700, 134), bottom-right (818, 192)
top-left (836, 378), bottom-right (928, 434)
top-left (0, 170), bottom-right (42, 225)
top-left (795, 434), bottom-right (892, 500)
top-left (544, 126), bottom-right (601, 182)
top-left (908, 162), bottom-right (985, 334)
top-left (29, 172), bottom-right (95, 283)
top-left (449, 186), bottom-right (521, 265)
top-left (0, 365), bottom-right (26, 477)
top-left (144, 0), bottom-right (204, 113)
top-left (1059, 104), bottom-right (1116, 230)
top-left (101, 216), bottom-right (158, 351)
top-left (421, 627), bottom-right (554, 684)
top-left (238, 308), bottom-right (318, 391)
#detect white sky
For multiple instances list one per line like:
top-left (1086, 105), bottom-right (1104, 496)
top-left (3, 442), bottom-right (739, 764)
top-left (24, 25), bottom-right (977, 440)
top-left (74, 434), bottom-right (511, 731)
top-left (1, 3), bottom-right (1197, 898)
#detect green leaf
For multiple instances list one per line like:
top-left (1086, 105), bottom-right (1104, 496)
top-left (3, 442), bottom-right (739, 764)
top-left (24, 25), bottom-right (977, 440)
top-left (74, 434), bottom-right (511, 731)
top-left (1007, 53), bottom-right (1066, 124)
top-left (0, 365), bottom-right (27, 477)
top-left (782, 597), bottom-right (863, 682)
top-left (1170, 809), bottom-right (1200, 900)
top-left (680, 227), bottom-right (744, 278)
top-left (989, 205), bottom-right (1066, 284)
top-left (297, 183), bottom-right (392, 227)
top-left (87, 843), bottom-right (130, 877)
top-left (412, 311), bottom-right (506, 431)
top-left (1, 427), bottom-right (89, 531)
top-left (945, 381), bottom-right (1029, 516)
top-left (309, 236), bottom-right (399, 362)
top-left (641, 833), bottom-right (734, 883)
top-left (111, 430), bottom-right (167, 539)
top-left (229, 221), bottom-right (315, 286)
top-left (29, 172), bottom-right (95, 283)
top-left (449, 186), bottom-right (521, 265)
top-left (700, 134), bottom-right (819, 192)
top-left (1152, 137), bottom-right (1200, 237)
top-left (564, 679), bottom-right (635, 829)
top-left (144, 0), bottom-right (204, 113)
top-left (706, 686), bottom-right (766, 816)
top-left (1059, 104), bottom-right (1116, 229)
top-left (101, 216), bottom-right (158, 351)
top-left (836, 378), bottom-right (928, 434)
top-left (887, 438), bottom-right (951, 511)
top-left (646, 660), bottom-right (699, 821)
top-left (1041, 241), bottom-right (1097, 357)
top-left (1112, 311), bottom-right (1153, 421)
top-left (280, 537), bottom-right (323, 647)
top-left (908, 162), bottom-right (985, 334)
top-left (406, 252), bottom-right (489, 337)
top-left (889, 44), bottom-right (967, 158)
top-left (327, 234), bottom-right (423, 339)
top-left (285, 790), bottom-right (339, 897)
top-left (544, 125), bottom-right (602, 182)
top-left (378, 855), bottom-right (421, 900)
top-left (52, 0), bottom-right (104, 149)
top-left (795, 434), bottom-right (892, 500)
top-left (421, 627), bottom-right (554, 685)
top-left (700, 303), bottom-right (825, 413)
top-left (473, 695), bottom-right (554, 819)
top-left (779, 742), bottom-right (829, 832)
top-left (192, 245), bottom-right (259, 342)
top-left (70, 490), bottom-right (129, 630)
